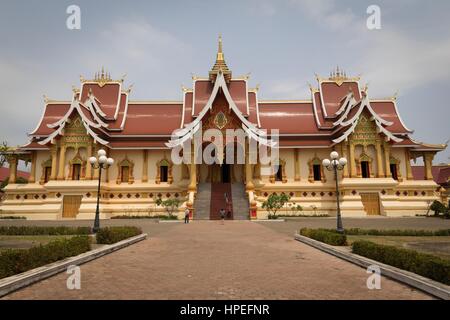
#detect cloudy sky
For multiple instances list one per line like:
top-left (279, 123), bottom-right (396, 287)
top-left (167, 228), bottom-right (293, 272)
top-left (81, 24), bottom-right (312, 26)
top-left (0, 0), bottom-right (449, 163)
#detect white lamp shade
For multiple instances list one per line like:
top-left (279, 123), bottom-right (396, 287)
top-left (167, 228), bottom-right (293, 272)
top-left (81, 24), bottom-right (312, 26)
top-left (339, 157), bottom-right (348, 166)
top-left (97, 149), bottom-right (107, 157)
top-left (98, 155), bottom-right (107, 164)
top-left (332, 159), bottom-right (339, 167)
top-left (322, 159), bottom-right (331, 167)
top-left (106, 157), bottom-right (114, 166)
top-left (89, 156), bottom-right (97, 165)
top-left (330, 151), bottom-right (339, 160)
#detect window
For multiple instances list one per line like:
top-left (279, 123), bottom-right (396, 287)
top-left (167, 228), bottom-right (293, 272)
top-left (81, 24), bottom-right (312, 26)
top-left (275, 165), bottom-right (283, 181)
top-left (361, 161), bottom-right (370, 178)
top-left (121, 166), bottom-right (129, 183)
top-left (156, 158), bottom-right (172, 184)
top-left (72, 164), bottom-right (81, 180)
top-left (116, 157), bottom-right (135, 184)
top-left (390, 163), bottom-right (398, 180)
top-left (160, 165), bottom-right (168, 182)
top-left (44, 167), bottom-right (51, 183)
top-left (313, 164), bottom-right (322, 181)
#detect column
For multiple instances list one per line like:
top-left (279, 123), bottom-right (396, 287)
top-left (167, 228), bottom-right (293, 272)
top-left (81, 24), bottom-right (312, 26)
top-left (29, 152), bottom-right (37, 183)
top-left (142, 150), bottom-right (148, 182)
top-left (341, 142), bottom-right (349, 178)
top-left (85, 144), bottom-right (92, 180)
top-left (375, 140), bottom-right (384, 178)
top-left (50, 146), bottom-right (58, 180)
top-left (57, 145), bottom-right (66, 180)
top-left (93, 145), bottom-right (99, 180)
top-left (384, 142), bottom-right (391, 178)
top-left (188, 147), bottom-right (197, 192)
top-left (8, 155), bottom-right (18, 183)
top-left (349, 143), bottom-right (356, 177)
top-left (245, 141), bottom-right (254, 191)
top-left (424, 153), bottom-right (434, 180)
top-left (294, 149), bottom-right (300, 181)
top-left (405, 149), bottom-right (413, 180)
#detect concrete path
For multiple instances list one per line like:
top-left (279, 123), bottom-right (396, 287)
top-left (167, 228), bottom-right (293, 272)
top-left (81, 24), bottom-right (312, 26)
top-left (2, 221), bottom-right (431, 300)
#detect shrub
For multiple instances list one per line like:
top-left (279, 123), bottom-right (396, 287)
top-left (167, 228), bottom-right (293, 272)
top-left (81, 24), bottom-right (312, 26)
top-left (0, 226), bottom-right (91, 236)
top-left (352, 240), bottom-right (450, 285)
top-left (0, 236), bottom-right (91, 279)
top-left (0, 216), bottom-right (26, 220)
top-left (299, 228), bottom-right (347, 246)
top-left (262, 193), bottom-right (291, 219)
top-left (430, 200), bottom-right (448, 216)
top-left (96, 226), bottom-right (142, 244)
top-left (342, 228), bottom-right (450, 237)
top-left (111, 215), bottom-right (178, 220)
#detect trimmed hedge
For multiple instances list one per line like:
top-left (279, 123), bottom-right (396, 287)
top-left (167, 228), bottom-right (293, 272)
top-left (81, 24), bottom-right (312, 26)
top-left (0, 216), bottom-right (26, 220)
top-left (0, 236), bottom-right (91, 279)
top-left (96, 226), bottom-right (142, 244)
top-left (352, 240), bottom-right (450, 285)
top-left (342, 228), bottom-right (450, 237)
top-left (111, 215), bottom-right (178, 220)
top-left (299, 228), bottom-right (347, 246)
top-left (0, 226), bottom-right (91, 236)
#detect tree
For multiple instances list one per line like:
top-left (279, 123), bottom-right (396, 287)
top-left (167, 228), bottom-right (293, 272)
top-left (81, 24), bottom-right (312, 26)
top-left (262, 193), bottom-right (290, 219)
top-left (155, 197), bottom-right (182, 217)
top-left (0, 141), bottom-right (9, 168)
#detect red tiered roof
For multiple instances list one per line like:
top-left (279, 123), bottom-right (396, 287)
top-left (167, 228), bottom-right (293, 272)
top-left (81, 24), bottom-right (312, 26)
top-left (19, 56), bottom-right (446, 153)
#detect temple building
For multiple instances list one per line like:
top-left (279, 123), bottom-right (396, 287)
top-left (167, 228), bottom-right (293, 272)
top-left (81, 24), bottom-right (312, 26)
top-left (0, 37), bottom-right (447, 220)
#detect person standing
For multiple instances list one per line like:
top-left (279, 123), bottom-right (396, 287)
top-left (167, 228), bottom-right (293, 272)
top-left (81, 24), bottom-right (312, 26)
top-left (184, 208), bottom-right (190, 224)
top-left (220, 208), bottom-right (226, 222)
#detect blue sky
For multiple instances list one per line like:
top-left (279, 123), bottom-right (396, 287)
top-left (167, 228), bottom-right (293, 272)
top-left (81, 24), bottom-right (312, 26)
top-left (0, 0), bottom-right (449, 163)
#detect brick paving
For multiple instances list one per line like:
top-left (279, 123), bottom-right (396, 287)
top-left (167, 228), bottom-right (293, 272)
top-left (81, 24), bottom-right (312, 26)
top-left (2, 220), bottom-right (431, 300)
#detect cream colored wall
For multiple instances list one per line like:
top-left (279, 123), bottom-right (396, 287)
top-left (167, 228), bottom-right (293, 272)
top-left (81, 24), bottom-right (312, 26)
top-left (391, 148), bottom-right (407, 178)
top-left (36, 150), bottom-right (50, 182)
top-left (297, 149), bottom-right (333, 181)
top-left (279, 149), bottom-right (294, 182)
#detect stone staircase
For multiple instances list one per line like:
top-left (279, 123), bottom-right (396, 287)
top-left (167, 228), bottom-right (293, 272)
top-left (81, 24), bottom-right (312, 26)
top-left (231, 183), bottom-right (250, 220)
top-left (193, 183), bottom-right (211, 220)
top-left (193, 182), bottom-right (250, 220)
top-left (210, 183), bottom-right (233, 220)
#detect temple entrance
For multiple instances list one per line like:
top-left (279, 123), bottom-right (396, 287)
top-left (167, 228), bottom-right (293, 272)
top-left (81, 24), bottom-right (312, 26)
top-left (222, 164), bottom-right (231, 183)
top-left (210, 164), bottom-right (231, 183)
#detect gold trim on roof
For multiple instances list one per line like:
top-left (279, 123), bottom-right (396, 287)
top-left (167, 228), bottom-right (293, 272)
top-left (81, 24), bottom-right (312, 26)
top-left (316, 67), bottom-right (361, 86)
top-left (80, 67), bottom-right (124, 87)
top-left (209, 35), bottom-right (232, 83)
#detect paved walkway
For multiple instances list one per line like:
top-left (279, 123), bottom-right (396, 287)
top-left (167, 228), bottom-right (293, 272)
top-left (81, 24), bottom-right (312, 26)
top-left (3, 221), bottom-right (431, 300)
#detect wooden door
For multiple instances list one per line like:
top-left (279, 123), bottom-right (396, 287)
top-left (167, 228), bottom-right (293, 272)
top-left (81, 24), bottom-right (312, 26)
top-left (360, 193), bottom-right (380, 215)
top-left (62, 195), bottom-right (82, 218)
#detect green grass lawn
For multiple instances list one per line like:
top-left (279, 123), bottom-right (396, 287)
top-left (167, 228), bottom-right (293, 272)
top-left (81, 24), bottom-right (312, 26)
top-left (346, 235), bottom-right (450, 260)
top-left (0, 235), bottom-right (75, 252)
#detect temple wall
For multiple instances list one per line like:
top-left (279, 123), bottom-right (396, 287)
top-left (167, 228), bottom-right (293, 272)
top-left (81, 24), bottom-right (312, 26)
top-left (36, 150), bottom-right (50, 181)
top-left (391, 148), bottom-right (407, 178)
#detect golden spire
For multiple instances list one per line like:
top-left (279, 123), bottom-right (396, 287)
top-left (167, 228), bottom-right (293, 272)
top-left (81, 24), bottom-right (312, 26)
top-left (209, 34), bottom-right (232, 83)
top-left (217, 34), bottom-right (224, 61)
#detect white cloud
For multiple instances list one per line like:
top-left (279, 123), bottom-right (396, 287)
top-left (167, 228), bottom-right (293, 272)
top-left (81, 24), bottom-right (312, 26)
top-left (289, 0), bottom-right (356, 31)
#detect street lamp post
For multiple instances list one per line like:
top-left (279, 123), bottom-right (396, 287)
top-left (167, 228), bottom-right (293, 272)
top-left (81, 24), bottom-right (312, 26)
top-left (89, 149), bottom-right (114, 233)
top-left (322, 151), bottom-right (347, 233)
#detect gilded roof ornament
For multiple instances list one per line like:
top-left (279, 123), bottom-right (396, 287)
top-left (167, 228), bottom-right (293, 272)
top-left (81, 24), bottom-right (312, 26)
top-left (209, 34), bottom-right (232, 83)
top-left (325, 66), bottom-right (361, 86)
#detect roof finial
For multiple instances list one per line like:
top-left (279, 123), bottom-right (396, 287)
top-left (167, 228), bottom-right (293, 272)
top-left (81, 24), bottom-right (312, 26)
top-left (209, 34), bottom-right (231, 83)
top-left (217, 34), bottom-right (224, 61)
